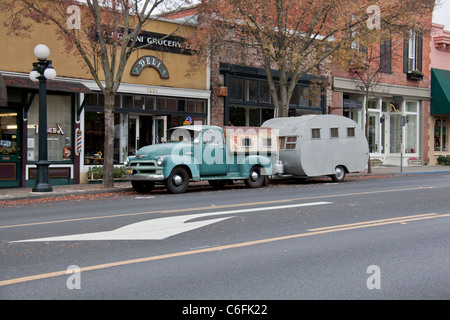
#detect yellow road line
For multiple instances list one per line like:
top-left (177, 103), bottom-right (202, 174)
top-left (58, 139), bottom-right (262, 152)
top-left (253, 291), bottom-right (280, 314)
top-left (1, 212), bottom-right (449, 287)
top-left (307, 213), bottom-right (438, 231)
top-left (0, 185), bottom-right (445, 229)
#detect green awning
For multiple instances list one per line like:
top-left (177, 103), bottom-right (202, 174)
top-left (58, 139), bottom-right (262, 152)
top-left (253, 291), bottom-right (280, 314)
top-left (431, 68), bottom-right (450, 115)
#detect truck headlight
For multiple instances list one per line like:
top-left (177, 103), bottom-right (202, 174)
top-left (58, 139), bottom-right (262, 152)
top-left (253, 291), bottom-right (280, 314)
top-left (156, 157), bottom-right (164, 166)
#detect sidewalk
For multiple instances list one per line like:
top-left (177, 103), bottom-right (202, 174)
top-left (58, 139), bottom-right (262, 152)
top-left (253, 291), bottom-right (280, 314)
top-left (1, 165), bottom-right (450, 202)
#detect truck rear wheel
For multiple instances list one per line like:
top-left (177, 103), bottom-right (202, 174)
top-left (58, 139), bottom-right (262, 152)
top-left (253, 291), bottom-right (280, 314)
top-left (244, 166), bottom-right (265, 188)
top-left (165, 167), bottom-right (190, 194)
top-left (131, 181), bottom-right (155, 193)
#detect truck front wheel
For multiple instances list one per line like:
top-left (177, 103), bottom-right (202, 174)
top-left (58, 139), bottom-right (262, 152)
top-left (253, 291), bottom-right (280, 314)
top-left (165, 167), bottom-right (190, 194)
top-left (244, 166), bottom-right (265, 188)
top-left (131, 181), bottom-right (155, 193)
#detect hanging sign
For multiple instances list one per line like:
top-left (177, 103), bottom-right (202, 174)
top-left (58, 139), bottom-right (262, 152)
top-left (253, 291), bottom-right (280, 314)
top-left (130, 56), bottom-right (169, 79)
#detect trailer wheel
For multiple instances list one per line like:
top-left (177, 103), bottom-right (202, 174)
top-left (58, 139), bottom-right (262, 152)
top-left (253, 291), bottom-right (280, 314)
top-left (165, 167), bottom-right (190, 194)
top-left (331, 165), bottom-right (346, 182)
top-left (131, 181), bottom-right (155, 193)
top-left (244, 166), bottom-right (265, 188)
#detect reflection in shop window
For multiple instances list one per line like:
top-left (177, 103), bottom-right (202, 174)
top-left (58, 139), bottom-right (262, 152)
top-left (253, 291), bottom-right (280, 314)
top-left (134, 95), bottom-right (145, 109)
top-left (246, 79), bottom-right (258, 102)
top-left (27, 94), bottom-right (73, 162)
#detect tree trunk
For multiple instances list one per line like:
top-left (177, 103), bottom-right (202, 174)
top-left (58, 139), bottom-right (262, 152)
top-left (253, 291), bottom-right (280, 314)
top-left (102, 90), bottom-right (115, 188)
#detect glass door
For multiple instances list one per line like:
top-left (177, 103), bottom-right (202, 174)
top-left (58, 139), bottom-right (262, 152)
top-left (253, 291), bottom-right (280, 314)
top-left (0, 110), bottom-right (21, 187)
top-left (128, 115), bottom-right (138, 156)
top-left (154, 116), bottom-right (167, 144)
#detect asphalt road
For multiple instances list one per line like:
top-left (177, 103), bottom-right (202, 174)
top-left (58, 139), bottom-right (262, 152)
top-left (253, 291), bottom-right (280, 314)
top-left (1, 173), bottom-right (450, 303)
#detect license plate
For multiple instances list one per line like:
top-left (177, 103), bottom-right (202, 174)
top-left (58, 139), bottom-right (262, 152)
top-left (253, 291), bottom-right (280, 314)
top-left (126, 169), bottom-right (133, 175)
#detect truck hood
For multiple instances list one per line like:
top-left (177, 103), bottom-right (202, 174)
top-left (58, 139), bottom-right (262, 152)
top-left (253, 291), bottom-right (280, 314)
top-left (133, 142), bottom-right (192, 160)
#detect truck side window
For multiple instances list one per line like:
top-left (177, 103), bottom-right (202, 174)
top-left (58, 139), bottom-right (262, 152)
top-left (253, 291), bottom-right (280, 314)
top-left (202, 129), bottom-right (222, 145)
top-left (242, 137), bottom-right (252, 147)
top-left (347, 127), bottom-right (356, 137)
top-left (312, 128), bottom-right (321, 139)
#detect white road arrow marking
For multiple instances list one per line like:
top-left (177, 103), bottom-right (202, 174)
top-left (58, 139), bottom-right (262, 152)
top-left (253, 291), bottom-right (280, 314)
top-left (11, 202), bottom-right (332, 242)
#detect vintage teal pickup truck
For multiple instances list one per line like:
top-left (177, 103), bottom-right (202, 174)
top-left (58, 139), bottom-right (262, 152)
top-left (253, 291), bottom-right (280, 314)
top-left (123, 125), bottom-right (278, 194)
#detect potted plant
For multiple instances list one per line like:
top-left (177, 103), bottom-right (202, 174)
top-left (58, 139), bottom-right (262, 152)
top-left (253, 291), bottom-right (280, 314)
top-left (437, 155), bottom-right (450, 166)
top-left (87, 166), bottom-right (127, 182)
top-left (407, 70), bottom-right (423, 80)
top-left (370, 158), bottom-right (383, 168)
top-left (408, 157), bottom-right (422, 166)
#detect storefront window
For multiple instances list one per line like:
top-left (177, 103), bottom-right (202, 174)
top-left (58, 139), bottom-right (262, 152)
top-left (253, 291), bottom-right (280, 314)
top-left (27, 94), bottom-right (73, 162)
top-left (0, 112), bottom-right (18, 156)
top-left (405, 114), bottom-right (417, 153)
top-left (260, 81), bottom-right (271, 103)
top-left (368, 113), bottom-right (380, 153)
top-left (390, 114), bottom-right (402, 153)
top-left (84, 111), bottom-right (105, 165)
top-left (229, 105), bottom-right (272, 127)
top-left (230, 78), bottom-right (244, 101)
top-left (246, 79), bottom-right (258, 102)
top-left (434, 116), bottom-right (448, 152)
top-left (135, 95), bottom-right (145, 109)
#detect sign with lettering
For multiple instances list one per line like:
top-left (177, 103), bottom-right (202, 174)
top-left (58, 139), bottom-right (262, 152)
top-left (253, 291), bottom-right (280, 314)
top-left (35, 124), bottom-right (65, 135)
top-left (98, 28), bottom-right (191, 55)
top-left (131, 56), bottom-right (169, 79)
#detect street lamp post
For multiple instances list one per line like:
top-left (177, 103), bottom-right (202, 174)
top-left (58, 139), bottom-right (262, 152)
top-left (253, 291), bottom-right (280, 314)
top-left (29, 44), bottom-right (57, 192)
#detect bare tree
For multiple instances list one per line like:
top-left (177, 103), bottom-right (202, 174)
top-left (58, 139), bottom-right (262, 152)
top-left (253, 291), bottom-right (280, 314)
top-left (1, 0), bottom-right (193, 188)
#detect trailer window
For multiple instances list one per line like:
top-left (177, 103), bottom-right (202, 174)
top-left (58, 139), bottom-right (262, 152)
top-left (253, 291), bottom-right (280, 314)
top-left (347, 127), bottom-right (356, 137)
top-left (330, 128), bottom-right (339, 138)
top-left (312, 128), bottom-right (321, 139)
top-left (286, 136), bottom-right (297, 149)
top-left (279, 137), bottom-right (285, 149)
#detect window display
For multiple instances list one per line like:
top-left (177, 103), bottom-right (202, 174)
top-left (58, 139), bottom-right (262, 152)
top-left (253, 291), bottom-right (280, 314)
top-left (27, 94), bottom-right (72, 162)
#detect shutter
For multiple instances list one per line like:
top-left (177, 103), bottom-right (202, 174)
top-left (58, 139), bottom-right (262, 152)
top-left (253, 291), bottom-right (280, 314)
top-left (416, 34), bottom-right (423, 72)
top-left (403, 37), bottom-right (409, 73)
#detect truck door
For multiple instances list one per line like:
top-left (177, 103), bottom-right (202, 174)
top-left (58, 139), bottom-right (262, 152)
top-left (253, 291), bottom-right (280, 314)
top-left (199, 128), bottom-right (227, 176)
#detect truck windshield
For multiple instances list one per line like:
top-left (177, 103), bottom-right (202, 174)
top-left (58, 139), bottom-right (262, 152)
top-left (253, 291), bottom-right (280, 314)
top-left (168, 128), bottom-right (197, 142)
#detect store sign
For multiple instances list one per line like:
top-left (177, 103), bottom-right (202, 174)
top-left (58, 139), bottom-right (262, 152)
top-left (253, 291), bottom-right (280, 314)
top-left (35, 124), bottom-right (65, 135)
top-left (131, 56), bottom-right (169, 79)
top-left (98, 28), bottom-right (190, 55)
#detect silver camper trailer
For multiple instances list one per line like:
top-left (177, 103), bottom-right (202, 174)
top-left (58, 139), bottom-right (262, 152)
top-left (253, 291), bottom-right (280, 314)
top-left (263, 115), bottom-right (369, 182)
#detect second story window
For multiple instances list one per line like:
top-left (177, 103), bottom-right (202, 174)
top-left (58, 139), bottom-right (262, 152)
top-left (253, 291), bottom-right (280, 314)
top-left (404, 29), bottom-right (423, 76)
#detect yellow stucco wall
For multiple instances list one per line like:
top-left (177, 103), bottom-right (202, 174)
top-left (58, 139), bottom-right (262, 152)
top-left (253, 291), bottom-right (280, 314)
top-left (0, 14), bottom-right (206, 90)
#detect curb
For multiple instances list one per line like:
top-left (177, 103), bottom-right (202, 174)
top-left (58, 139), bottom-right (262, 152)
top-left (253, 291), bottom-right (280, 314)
top-left (1, 170), bottom-right (449, 202)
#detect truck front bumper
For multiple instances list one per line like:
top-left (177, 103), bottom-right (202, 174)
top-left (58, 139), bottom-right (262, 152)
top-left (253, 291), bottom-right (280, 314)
top-left (123, 174), bottom-right (165, 181)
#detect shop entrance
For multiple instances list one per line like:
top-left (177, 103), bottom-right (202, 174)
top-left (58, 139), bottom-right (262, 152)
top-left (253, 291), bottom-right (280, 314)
top-left (128, 115), bottom-right (167, 156)
top-left (0, 110), bottom-right (21, 187)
